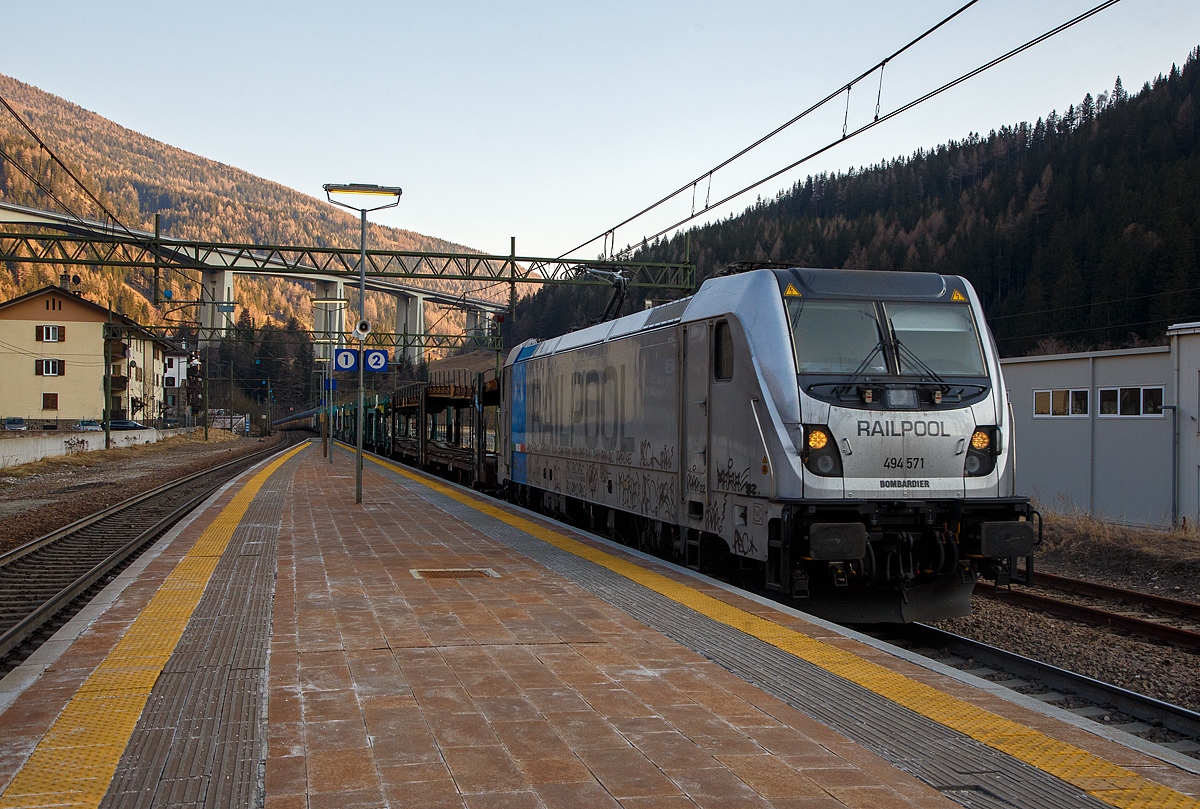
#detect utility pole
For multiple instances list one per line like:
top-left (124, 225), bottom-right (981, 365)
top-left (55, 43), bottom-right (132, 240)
top-left (105, 304), bottom-right (113, 450)
top-left (203, 348), bottom-right (209, 441)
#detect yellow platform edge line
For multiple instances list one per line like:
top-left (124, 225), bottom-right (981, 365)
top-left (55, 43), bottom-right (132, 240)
top-left (0, 443), bottom-right (309, 809)
top-left (368, 454), bottom-right (1200, 809)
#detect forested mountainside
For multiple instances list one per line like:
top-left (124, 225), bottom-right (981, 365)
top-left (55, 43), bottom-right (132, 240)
top-left (505, 47), bottom-right (1200, 358)
top-left (0, 72), bottom-right (480, 330)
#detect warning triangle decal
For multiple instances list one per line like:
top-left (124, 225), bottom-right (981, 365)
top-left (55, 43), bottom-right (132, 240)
top-left (783, 283), bottom-right (800, 297)
top-left (951, 289), bottom-right (966, 301)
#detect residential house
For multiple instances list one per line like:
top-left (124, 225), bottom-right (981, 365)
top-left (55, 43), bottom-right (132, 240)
top-left (0, 283), bottom-right (172, 426)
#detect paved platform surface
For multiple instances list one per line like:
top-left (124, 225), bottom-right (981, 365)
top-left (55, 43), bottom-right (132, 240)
top-left (0, 440), bottom-right (1198, 809)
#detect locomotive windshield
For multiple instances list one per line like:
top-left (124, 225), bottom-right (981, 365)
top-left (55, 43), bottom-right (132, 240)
top-left (786, 298), bottom-right (987, 378)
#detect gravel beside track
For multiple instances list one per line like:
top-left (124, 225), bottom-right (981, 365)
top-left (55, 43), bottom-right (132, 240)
top-left (0, 430), bottom-right (287, 556)
top-left (935, 528), bottom-right (1200, 714)
top-left (935, 596), bottom-right (1200, 713)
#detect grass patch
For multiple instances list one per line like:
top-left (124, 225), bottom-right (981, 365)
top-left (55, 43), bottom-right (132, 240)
top-left (1038, 504), bottom-right (1200, 580)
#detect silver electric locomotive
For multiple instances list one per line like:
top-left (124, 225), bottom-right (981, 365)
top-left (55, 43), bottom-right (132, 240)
top-left (501, 267), bottom-right (1035, 622)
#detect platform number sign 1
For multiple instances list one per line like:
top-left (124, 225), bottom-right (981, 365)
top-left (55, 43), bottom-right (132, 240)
top-left (334, 348), bottom-right (358, 371)
top-left (364, 349), bottom-right (389, 372)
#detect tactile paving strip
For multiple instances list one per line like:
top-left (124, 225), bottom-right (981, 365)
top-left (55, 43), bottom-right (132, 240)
top-left (99, 453), bottom-right (302, 809)
top-left (0, 444), bottom-right (308, 809)
top-left (369, 454), bottom-right (1199, 809)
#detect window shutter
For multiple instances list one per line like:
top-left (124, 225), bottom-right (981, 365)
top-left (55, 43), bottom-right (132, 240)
top-left (34, 359), bottom-right (43, 375)
top-left (35, 325), bottom-right (43, 341)
top-left (59, 325), bottom-right (66, 341)
top-left (58, 359), bottom-right (65, 377)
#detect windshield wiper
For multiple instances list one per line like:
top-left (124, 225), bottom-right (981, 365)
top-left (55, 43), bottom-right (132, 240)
top-left (834, 338), bottom-right (887, 392)
top-left (888, 318), bottom-right (947, 386)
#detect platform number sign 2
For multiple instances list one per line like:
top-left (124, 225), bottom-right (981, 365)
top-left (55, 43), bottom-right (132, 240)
top-left (334, 348), bottom-right (358, 371)
top-left (364, 349), bottom-right (389, 372)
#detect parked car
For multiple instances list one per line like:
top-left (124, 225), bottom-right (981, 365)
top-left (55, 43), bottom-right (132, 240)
top-left (4, 417), bottom-right (27, 431)
top-left (102, 420), bottom-right (147, 430)
top-left (77, 420), bottom-right (102, 432)
top-left (164, 417), bottom-right (182, 428)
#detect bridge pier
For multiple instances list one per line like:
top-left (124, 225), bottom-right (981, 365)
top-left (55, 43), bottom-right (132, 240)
top-left (312, 279), bottom-right (347, 362)
top-left (199, 270), bottom-right (235, 345)
top-left (395, 292), bottom-right (425, 367)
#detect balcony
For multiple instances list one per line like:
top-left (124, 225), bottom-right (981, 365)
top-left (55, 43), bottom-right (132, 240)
top-left (105, 374), bottom-right (129, 392)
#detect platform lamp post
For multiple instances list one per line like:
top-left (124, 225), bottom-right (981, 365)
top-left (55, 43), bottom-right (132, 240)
top-left (323, 183), bottom-right (403, 504)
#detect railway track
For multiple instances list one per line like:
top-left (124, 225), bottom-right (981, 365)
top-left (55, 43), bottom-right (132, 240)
top-left (879, 622), bottom-right (1200, 760)
top-left (974, 571), bottom-right (1200, 651)
top-left (0, 433), bottom-right (297, 672)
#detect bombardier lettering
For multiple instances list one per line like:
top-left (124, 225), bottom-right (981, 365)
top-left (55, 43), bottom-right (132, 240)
top-left (857, 420), bottom-right (949, 437)
top-left (879, 479), bottom-right (931, 489)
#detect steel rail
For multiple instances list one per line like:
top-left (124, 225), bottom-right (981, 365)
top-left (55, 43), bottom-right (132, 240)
top-left (974, 582), bottom-right (1200, 651)
top-left (1021, 569), bottom-right (1200, 621)
top-left (0, 435), bottom-right (296, 662)
top-left (898, 622), bottom-right (1200, 739)
top-left (0, 445), bottom-right (281, 569)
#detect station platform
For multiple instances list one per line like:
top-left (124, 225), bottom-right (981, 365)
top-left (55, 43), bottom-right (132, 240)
top-left (0, 439), bottom-right (1198, 809)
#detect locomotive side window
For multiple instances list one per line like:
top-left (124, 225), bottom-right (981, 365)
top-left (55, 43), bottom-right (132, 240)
top-left (714, 322), bottom-right (734, 380)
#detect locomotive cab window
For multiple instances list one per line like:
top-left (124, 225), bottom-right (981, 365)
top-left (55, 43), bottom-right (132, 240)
top-left (714, 321), bottom-right (734, 380)
top-left (785, 298), bottom-right (986, 377)
top-left (787, 300), bottom-right (886, 374)
top-left (885, 303), bottom-right (987, 376)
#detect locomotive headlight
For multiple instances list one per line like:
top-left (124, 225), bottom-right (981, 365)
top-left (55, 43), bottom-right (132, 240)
top-left (965, 426), bottom-right (997, 477)
top-left (808, 429), bottom-right (829, 450)
top-left (970, 430), bottom-right (990, 450)
top-left (803, 425), bottom-right (843, 477)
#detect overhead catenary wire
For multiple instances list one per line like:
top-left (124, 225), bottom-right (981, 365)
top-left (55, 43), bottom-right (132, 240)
top-left (559, 0), bottom-right (983, 260)
top-left (0, 93), bottom-right (134, 239)
top-left (603, 0), bottom-right (1124, 256)
top-left (0, 92), bottom-right (200, 289)
top-left (996, 314), bottom-right (1186, 343)
top-left (0, 146), bottom-right (93, 229)
top-left (988, 285), bottom-right (1200, 321)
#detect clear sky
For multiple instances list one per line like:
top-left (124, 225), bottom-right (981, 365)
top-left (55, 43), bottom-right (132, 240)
top-left (1, 1), bottom-right (1197, 260)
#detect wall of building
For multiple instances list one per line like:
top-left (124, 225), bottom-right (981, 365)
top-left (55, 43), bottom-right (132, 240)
top-left (0, 294), bottom-right (108, 422)
top-left (1002, 345), bottom-right (1179, 527)
top-left (1169, 325), bottom-right (1200, 525)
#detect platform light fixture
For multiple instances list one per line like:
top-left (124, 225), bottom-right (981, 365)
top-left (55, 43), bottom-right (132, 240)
top-left (323, 182), bottom-right (403, 504)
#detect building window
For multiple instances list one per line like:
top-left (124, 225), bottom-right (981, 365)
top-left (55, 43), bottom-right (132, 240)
top-left (42, 393), bottom-right (58, 410)
top-left (36, 325), bottom-right (64, 342)
top-left (34, 359), bottom-right (64, 376)
top-left (165, 377), bottom-right (177, 388)
top-left (167, 357), bottom-right (175, 369)
top-left (1098, 386), bottom-right (1164, 416)
top-left (1034, 389), bottom-right (1088, 416)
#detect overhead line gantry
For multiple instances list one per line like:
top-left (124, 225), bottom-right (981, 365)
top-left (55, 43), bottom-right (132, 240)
top-left (0, 201), bottom-right (695, 325)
